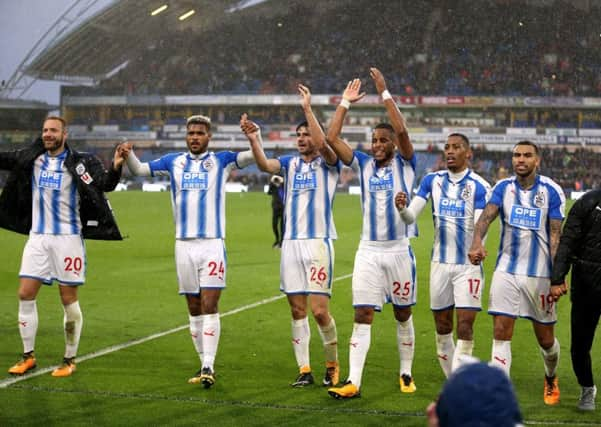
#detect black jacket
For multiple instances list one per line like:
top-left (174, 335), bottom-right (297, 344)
top-left (551, 189), bottom-right (601, 296)
top-left (268, 181), bottom-right (284, 211)
top-left (0, 138), bottom-right (123, 240)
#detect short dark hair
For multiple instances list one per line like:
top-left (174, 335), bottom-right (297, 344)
top-left (514, 140), bottom-right (539, 155)
top-left (44, 116), bottom-right (67, 131)
top-left (374, 122), bottom-right (394, 133)
top-left (296, 120), bottom-right (325, 133)
top-left (448, 133), bottom-right (470, 147)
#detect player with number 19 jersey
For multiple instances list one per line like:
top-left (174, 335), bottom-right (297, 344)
top-left (489, 175), bottom-right (565, 278)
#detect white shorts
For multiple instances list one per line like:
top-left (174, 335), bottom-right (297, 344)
top-left (352, 240), bottom-right (417, 311)
top-left (175, 238), bottom-right (226, 295)
top-left (430, 261), bottom-right (484, 311)
top-left (280, 238), bottom-right (334, 296)
top-left (488, 270), bottom-right (556, 324)
top-left (19, 233), bottom-right (86, 285)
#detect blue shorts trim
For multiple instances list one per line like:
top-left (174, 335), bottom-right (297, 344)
top-left (391, 302), bottom-right (416, 309)
top-left (488, 310), bottom-right (518, 319)
top-left (19, 275), bottom-right (52, 285)
top-left (455, 306), bottom-right (482, 312)
top-left (281, 290), bottom-right (331, 298)
top-left (19, 275), bottom-right (83, 286)
top-left (179, 286), bottom-right (225, 296)
top-left (353, 304), bottom-right (382, 312)
top-left (431, 304), bottom-right (455, 312)
top-left (521, 315), bottom-right (557, 325)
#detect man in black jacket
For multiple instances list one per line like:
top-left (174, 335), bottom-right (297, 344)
top-left (0, 116), bottom-right (125, 377)
top-left (551, 189), bottom-right (601, 410)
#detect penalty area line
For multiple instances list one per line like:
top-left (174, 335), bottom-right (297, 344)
top-left (0, 272), bottom-right (352, 389)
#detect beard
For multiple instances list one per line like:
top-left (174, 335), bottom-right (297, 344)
top-left (514, 165), bottom-right (535, 178)
top-left (43, 135), bottom-right (64, 152)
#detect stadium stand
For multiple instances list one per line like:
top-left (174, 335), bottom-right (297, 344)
top-left (49, 0), bottom-right (601, 98)
top-left (2, 0), bottom-right (601, 193)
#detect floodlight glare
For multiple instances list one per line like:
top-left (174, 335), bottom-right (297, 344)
top-left (178, 10), bottom-right (195, 21)
top-left (150, 5), bottom-right (168, 16)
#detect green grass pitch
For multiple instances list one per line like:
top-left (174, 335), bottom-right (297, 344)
top-left (1, 192), bottom-right (599, 426)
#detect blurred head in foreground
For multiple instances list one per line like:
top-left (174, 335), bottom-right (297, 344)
top-left (427, 362), bottom-right (523, 427)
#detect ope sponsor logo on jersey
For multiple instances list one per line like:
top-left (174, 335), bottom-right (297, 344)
top-left (439, 197), bottom-right (466, 218)
top-left (38, 170), bottom-right (63, 190)
top-left (182, 172), bottom-right (208, 190)
top-left (368, 173), bottom-right (393, 192)
top-left (509, 205), bottom-right (542, 230)
top-left (292, 172), bottom-right (317, 190)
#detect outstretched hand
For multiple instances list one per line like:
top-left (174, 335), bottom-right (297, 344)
top-left (370, 67), bottom-right (388, 95)
top-left (342, 78), bottom-right (366, 103)
top-left (298, 84), bottom-right (312, 110)
top-left (240, 113), bottom-right (260, 140)
top-left (114, 141), bottom-right (132, 168)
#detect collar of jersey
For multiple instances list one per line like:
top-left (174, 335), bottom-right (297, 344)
top-left (447, 168), bottom-right (469, 183)
top-left (45, 149), bottom-right (68, 161)
top-left (514, 174), bottom-right (540, 191)
top-left (187, 151), bottom-right (209, 161)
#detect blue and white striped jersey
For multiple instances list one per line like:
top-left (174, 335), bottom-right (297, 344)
top-left (149, 151), bottom-right (248, 239)
top-left (351, 151), bottom-right (417, 241)
top-left (416, 169), bottom-right (490, 264)
top-left (489, 175), bottom-right (565, 278)
top-left (31, 151), bottom-right (81, 235)
top-left (279, 155), bottom-right (340, 240)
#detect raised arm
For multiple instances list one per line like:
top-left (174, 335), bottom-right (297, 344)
top-left (370, 67), bottom-right (413, 160)
top-left (468, 203), bottom-right (500, 265)
top-left (325, 79), bottom-right (365, 165)
top-left (298, 84), bottom-right (337, 165)
top-left (240, 113), bottom-right (281, 174)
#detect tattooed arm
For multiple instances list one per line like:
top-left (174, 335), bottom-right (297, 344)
top-left (549, 218), bottom-right (563, 264)
top-left (468, 203), bottom-right (500, 265)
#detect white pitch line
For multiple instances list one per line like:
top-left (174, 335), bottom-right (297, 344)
top-left (0, 273), bottom-right (353, 388)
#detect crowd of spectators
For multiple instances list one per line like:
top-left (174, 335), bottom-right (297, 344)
top-left (78, 0), bottom-right (601, 98)
top-left (470, 146), bottom-right (601, 191)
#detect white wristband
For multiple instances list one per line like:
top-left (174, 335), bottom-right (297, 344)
top-left (340, 98), bottom-right (351, 109)
top-left (381, 90), bottom-right (392, 101)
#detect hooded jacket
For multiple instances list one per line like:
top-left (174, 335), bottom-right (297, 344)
top-left (0, 138), bottom-right (123, 240)
top-left (551, 189), bottom-right (601, 298)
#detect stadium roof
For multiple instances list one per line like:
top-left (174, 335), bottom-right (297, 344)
top-left (23, 0), bottom-right (601, 84)
top-left (24, 0), bottom-right (315, 83)
top-left (0, 98), bottom-right (54, 110)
